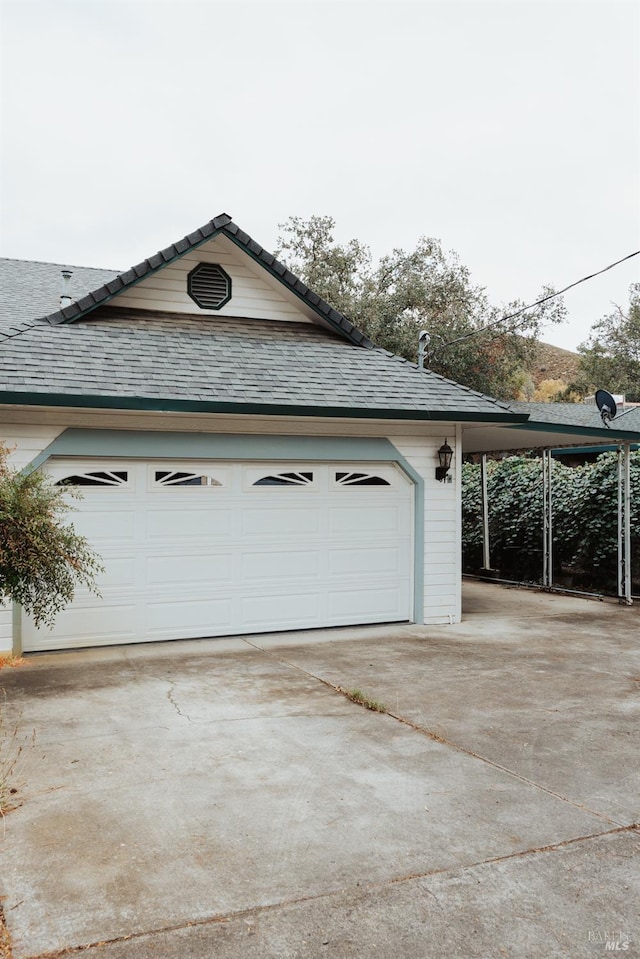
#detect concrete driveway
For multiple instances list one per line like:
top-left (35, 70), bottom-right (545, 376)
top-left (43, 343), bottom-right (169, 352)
top-left (0, 582), bottom-right (638, 959)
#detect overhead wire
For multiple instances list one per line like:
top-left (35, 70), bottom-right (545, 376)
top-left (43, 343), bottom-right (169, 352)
top-left (1, 249), bottom-right (638, 348)
top-left (430, 249), bottom-right (640, 355)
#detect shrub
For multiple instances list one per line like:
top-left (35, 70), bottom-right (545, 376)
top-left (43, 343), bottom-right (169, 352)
top-left (0, 443), bottom-right (103, 626)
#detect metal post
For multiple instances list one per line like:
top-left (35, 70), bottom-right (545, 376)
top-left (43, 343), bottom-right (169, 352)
top-left (481, 453), bottom-right (491, 571)
top-left (618, 444), bottom-right (633, 605)
top-left (542, 450), bottom-right (553, 587)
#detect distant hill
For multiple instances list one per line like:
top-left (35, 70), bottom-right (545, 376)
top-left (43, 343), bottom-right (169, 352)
top-left (531, 341), bottom-right (580, 387)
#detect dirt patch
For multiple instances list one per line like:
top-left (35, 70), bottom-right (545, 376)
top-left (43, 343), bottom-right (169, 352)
top-left (0, 904), bottom-right (12, 959)
top-left (0, 657), bottom-right (27, 672)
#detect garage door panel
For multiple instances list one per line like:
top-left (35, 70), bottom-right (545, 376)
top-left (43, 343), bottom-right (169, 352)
top-left (92, 557), bottom-right (138, 589)
top-left (146, 597), bottom-right (234, 634)
top-left (241, 549), bottom-right (320, 580)
top-left (146, 507), bottom-right (233, 540)
top-left (240, 592), bottom-right (320, 628)
top-left (28, 604), bottom-right (138, 648)
top-left (328, 505), bottom-right (407, 534)
top-left (70, 508), bottom-right (138, 543)
top-left (328, 546), bottom-right (407, 576)
top-left (328, 586), bottom-right (406, 619)
top-left (145, 552), bottom-right (234, 586)
top-left (22, 459), bottom-right (414, 650)
top-left (241, 507), bottom-right (320, 537)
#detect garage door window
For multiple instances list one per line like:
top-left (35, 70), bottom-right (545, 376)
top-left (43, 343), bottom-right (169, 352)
top-left (154, 470), bottom-right (223, 487)
top-left (56, 470), bottom-right (129, 487)
top-left (335, 471), bottom-right (390, 486)
top-left (253, 471), bottom-right (314, 487)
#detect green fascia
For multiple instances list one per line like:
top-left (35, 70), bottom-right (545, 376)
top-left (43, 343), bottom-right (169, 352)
top-left (0, 391), bottom-right (528, 425)
top-left (25, 429), bottom-right (425, 626)
top-left (552, 444), bottom-right (640, 456)
top-left (513, 420), bottom-right (640, 443)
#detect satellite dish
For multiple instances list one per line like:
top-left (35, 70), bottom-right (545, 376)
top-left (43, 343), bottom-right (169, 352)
top-left (595, 389), bottom-right (617, 428)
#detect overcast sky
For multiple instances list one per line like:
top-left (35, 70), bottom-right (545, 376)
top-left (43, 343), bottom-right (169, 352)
top-left (1, 0), bottom-right (638, 351)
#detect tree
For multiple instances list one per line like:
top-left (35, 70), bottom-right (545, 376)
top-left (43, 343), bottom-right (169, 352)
top-left (0, 444), bottom-right (103, 627)
top-left (276, 216), bottom-right (566, 399)
top-left (532, 378), bottom-right (572, 402)
top-left (567, 283), bottom-right (640, 401)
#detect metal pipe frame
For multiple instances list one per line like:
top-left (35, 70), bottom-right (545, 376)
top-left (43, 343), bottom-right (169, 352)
top-left (618, 443), bottom-right (633, 605)
top-left (542, 449), bottom-right (553, 588)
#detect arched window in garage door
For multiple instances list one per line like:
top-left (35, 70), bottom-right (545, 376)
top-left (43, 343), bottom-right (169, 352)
top-left (56, 470), bottom-right (129, 487)
top-left (154, 471), bottom-right (223, 487)
top-left (335, 471), bottom-right (390, 486)
top-left (253, 471), bottom-right (314, 487)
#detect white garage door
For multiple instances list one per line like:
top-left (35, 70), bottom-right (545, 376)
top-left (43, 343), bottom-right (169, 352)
top-left (22, 460), bottom-right (413, 651)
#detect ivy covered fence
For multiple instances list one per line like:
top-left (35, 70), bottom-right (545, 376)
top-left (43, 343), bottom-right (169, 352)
top-left (461, 452), bottom-right (640, 594)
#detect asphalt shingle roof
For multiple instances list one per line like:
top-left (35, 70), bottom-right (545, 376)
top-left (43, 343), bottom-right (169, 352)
top-left (0, 258), bottom-right (118, 332)
top-left (508, 400), bottom-right (640, 437)
top-left (0, 305), bottom-right (520, 418)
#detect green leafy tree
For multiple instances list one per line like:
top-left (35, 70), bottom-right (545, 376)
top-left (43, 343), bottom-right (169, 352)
top-left (0, 444), bottom-right (103, 626)
top-left (276, 215), bottom-right (566, 399)
top-left (567, 283), bottom-right (640, 401)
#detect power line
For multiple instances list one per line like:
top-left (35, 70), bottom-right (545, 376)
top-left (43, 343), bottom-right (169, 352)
top-left (431, 249), bottom-right (640, 355)
top-left (1, 249), bottom-right (639, 350)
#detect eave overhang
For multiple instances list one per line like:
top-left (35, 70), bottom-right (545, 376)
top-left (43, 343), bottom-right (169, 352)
top-left (463, 418), bottom-right (640, 454)
top-left (0, 390), bottom-right (530, 424)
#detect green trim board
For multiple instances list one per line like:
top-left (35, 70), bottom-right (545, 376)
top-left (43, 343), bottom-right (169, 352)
top-left (24, 429), bottom-right (426, 629)
top-left (0, 390), bottom-right (529, 424)
top-left (513, 420), bottom-right (640, 443)
top-left (552, 444), bottom-right (639, 456)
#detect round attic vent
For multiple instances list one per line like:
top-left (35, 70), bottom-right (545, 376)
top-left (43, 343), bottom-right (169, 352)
top-left (187, 262), bottom-right (232, 310)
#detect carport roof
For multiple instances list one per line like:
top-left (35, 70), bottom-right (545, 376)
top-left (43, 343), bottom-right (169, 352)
top-left (463, 400), bottom-right (640, 452)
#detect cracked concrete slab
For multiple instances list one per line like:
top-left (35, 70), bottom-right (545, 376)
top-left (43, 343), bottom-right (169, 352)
top-left (0, 582), bottom-right (638, 958)
top-left (51, 828), bottom-right (639, 959)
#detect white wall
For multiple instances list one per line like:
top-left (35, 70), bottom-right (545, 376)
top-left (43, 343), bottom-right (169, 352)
top-left (0, 412), bottom-right (461, 652)
top-left (112, 234), bottom-right (320, 324)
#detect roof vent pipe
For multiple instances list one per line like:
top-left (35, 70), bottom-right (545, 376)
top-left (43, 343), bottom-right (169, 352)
top-left (418, 330), bottom-right (429, 369)
top-left (60, 269), bottom-right (73, 308)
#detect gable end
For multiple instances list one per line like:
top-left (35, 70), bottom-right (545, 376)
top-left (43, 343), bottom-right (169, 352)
top-left (42, 215), bottom-right (373, 348)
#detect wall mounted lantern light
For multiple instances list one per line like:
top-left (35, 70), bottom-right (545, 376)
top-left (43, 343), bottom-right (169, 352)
top-left (435, 439), bottom-right (453, 481)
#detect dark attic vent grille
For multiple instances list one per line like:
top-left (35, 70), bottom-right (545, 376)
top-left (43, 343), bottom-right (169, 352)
top-left (187, 262), bottom-right (232, 310)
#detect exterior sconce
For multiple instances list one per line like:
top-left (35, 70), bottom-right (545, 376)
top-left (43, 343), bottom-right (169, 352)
top-left (435, 439), bottom-right (453, 481)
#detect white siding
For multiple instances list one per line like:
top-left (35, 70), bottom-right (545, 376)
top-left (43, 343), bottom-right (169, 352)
top-left (0, 605), bottom-right (11, 655)
top-left (0, 411), bottom-right (462, 651)
top-left (391, 434), bottom-right (460, 626)
top-left (111, 235), bottom-right (320, 324)
top-left (1, 425), bottom-right (65, 470)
